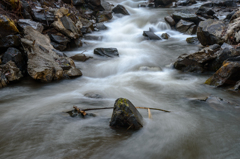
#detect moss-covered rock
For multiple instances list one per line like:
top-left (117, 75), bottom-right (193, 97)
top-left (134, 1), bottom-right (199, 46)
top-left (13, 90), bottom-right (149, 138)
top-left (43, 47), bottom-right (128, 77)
top-left (110, 98), bottom-right (144, 130)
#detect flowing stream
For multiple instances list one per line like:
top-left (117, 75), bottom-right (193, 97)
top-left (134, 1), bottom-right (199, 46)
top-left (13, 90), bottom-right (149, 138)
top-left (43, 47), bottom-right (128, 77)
top-left (1, 1), bottom-right (240, 159)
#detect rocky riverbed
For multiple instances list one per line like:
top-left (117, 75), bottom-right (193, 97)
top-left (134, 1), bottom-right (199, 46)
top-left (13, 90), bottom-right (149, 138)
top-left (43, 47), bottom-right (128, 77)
top-left (1, 0), bottom-right (240, 158)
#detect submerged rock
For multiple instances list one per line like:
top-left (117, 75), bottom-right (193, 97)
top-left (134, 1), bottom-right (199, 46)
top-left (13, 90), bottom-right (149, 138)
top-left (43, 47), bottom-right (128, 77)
top-left (161, 33), bottom-right (170, 39)
top-left (70, 53), bottom-right (91, 61)
top-left (143, 31), bottom-right (161, 40)
top-left (112, 5), bottom-right (130, 15)
top-left (94, 48), bottom-right (119, 57)
top-left (110, 98), bottom-right (144, 130)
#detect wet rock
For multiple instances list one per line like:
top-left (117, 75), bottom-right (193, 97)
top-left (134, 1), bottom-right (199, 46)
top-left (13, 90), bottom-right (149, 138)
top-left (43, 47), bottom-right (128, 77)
top-left (94, 48), bottom-right (119, 57)
top-left (185, 25), bottom-right (197, 35)
top-left (161, 33), bottom-right (170, 39)
top-left (70, 38), bottom-right (83, 48)
top-left (0, 35), bottom-right (21, 48)
top-left (18, 19), bottom-right (44, 33)
top-left (80, 18), bottom-right (94, 34)
top-left (84, 92), bottom-right (102, 98)
top-left (186, 37), bottom-right (199, 44)
top-left (112, 5), bottom-right (130, 15)
top-left (172, 12), bottom-right (198, 23)
top-left (51, 42), bottom-right (67, 51)
top-left (205, 61), bottom-right (240, 87)
top-left (196, 6), bottom-right (215, 19)
top-left (21, 26), bottom-right (82, 82)
top-left (87, 0), bottom-right (105, 11)
top-left (84, 35), bottom-right (102, 40)
top-left (110, 98), bottom-right (144, 130)
top-left (96, 11), bottom-right (113, 23)
top-left (70, 53), bottom-right (91, 61)
top-left (176, 19), bottom-right (195, 33)
top-left (143, 31), bottom-right (161, 40)
top-left (154, 0), bottom-right (175, 7)
top-left (174, 44), bottom-right (220, 72)
top-left (197, 19), bottom-right (225, 46)
top-left (0, 61), bottom-right (23, 88)
top-left (2, 47), bottom-right (25, 72)
top-left (164, 16), bottom-right (175, 26)
top-left (21, 0), bottom-right (33, 19)
top-left (234, 80), bottom-right (240, 90)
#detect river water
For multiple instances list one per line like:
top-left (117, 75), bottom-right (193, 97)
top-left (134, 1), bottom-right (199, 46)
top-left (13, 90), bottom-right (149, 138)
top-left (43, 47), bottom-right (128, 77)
top-left (1, 1), bottom-right (240, 159)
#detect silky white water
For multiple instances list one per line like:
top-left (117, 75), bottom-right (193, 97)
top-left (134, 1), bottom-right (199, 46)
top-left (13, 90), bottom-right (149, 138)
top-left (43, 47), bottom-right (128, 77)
top-left (0, 1), bottom-right (240, 159)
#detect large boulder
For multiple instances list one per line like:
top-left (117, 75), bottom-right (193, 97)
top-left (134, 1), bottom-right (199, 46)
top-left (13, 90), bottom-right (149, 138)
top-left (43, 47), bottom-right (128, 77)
top-left (143, 31), bottom-right (161, 40)
top-left (0, 61), bottom-right (23, 88)
top-left (197, 19), bottom-right (225, 46)
top-left (205, 61), bottom-right (240, 87)
top-left (112, 5), bottom-right (130, 15)
top-left (110, 98), bottom-right (144, 130)
top-left (174, 44), bottom-right (220, 72)
top-left (94, 48), bottom-right (119, 57)
top-left (21, 26), bottom-right (82, 82)
top-left (1, 47), bottom-right (26, 72)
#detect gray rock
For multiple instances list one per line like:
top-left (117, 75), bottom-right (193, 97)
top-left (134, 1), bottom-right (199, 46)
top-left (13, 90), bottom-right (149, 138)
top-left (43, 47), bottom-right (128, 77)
top-left (95, 23), bottom-right (108, 30)
top-left (176, 19), bottom-right (194, 33)
top-left (186, 37), bottom-right (199, 44)
top-left (32, 9), bottom-right (55, 25)
top-left (154, 0), bottom-right (175, 6)
top-left (94, 48), bottom-right (119, 57)
top-left (143, 31), bottom-right (161, 40)
top-left (96, 11), bottom-right (113, 23)
top-left (73, 0), bottom-right (85, 5)
top-left (61, 16), bottom-right (79, 35)
top-left (197, 19), bottom-right (225, 46)
top-left (172, 12), bottom-right (198, 23)
top-left (112, 5), bottom-right (130, 15)
top-left (110, 98), bottom-right (144, 130)
top-left (164, 16), bottom-right (175, 26)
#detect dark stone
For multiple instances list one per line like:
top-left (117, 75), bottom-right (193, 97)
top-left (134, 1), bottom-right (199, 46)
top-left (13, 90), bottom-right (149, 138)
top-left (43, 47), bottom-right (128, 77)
top-left (94, 48), bottom-right (119, 57)
top-left (49, 32), bottom-right (70, 46)
top-left (87, 0), bottom-right (105, 11)
top-left (51, 41), bottom-right (67, 51)
top-left (177, 0), bottom-right (197, 6)
top-left (196, 6), bottom-right (215, 19)
top-left (112, 5), bottom-right (130, 15)
top-left (161, 33), bottom-right (170, 39)
top-left (84, 35), bottom-right (102, 40)
top-left (0, 15), bottom-right (19, 37)
top-left (197, 19), bottom-right (225, 46)
top-left (2, 47), bottom-right (25, 72)
top-left (20, 0), bottom-right (32, 19)
top-left (70, 38), bottom-right (83, 47)
top-left (185, 25), bottom-right (197, 35)
top-left (110, 98), bottom-right (144, 130)
top-left (143, 31), bottom-right (161, 40)
top-left (164, 16), bottom-right (175, 26)
top-left (0, 35), bottom-right (21, 48)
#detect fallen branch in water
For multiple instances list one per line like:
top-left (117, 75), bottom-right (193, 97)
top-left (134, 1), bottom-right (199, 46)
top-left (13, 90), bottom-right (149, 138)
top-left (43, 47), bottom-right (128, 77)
top-left (72, 106), bottom-right (170, 115)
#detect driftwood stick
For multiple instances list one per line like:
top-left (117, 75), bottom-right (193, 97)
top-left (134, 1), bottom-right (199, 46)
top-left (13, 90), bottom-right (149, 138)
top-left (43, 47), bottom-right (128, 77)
top-left (73, 106), bottom-right (170, 113)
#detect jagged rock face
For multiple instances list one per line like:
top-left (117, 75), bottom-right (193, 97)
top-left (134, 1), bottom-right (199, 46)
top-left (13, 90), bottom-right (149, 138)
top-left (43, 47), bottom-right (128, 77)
top-left (21, 26), bottom-right (82, 82)
top-left (205, 61), bottom-right (240, 87)
top-left (0, 61), bottom-right (23, 88)
top-left (112, 5), bottom-right (130, 15)
top-left (197, 19), bottom-right (225, 46)
top-left (110, 98), bottom-right (144, 130)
